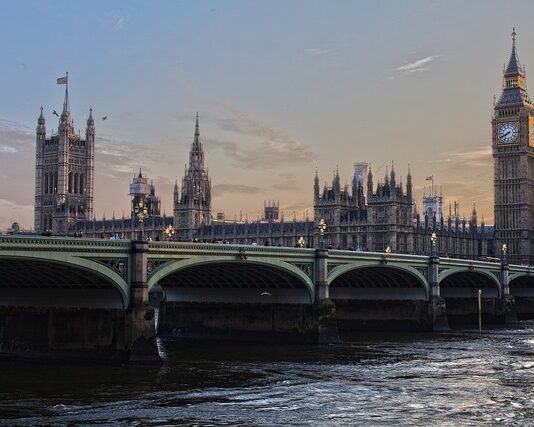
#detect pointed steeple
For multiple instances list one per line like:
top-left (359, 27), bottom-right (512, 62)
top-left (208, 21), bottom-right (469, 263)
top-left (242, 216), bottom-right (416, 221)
top-left (38, 106), bottom-right (45, 125)
top-left (58, 72), bottom-right (74, 132)
top-left (62, 72), bottom-right (70, 114)
top-left (367, 165), bottom-right (373, 194)
top-left (505, 28), bottom-right (523, 76)
top-left (87, 107), bottom-right (94, 127)
top-left (406, 165), bottom-right (413, 197)
top-left (333, 166), bottom-right (341, 193)
top-left (496, 29), bottom-right (532, 107)
top-left (36, 106), bottom-right (46, 141)
top-left (138, 168), bottom-right (143, 179)
top-left (314, 169), bottom-right (320, 199)
top-left (189, 112), bottom-right (205, 170)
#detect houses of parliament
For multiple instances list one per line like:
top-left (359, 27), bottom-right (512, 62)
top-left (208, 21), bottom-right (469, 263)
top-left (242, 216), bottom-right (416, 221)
top-left (33, 31), bottom-right (534, 265)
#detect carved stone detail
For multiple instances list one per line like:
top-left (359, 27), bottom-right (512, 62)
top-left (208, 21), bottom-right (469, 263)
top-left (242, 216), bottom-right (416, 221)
top-left (92, 258), bottom-right (128, 279)
top-left (293, 263), bottom-right (313, 279)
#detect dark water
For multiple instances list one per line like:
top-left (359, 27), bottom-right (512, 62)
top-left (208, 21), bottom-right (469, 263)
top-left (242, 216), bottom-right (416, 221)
top-left (2, 323), bottom-right (534, 426)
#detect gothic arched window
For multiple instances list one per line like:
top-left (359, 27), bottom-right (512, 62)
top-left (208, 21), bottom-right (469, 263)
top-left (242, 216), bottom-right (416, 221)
top-left (68, 172), bottom-right (73, 193)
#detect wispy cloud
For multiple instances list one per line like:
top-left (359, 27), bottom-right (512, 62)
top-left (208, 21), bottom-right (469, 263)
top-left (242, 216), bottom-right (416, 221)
top-left (212, 184), bottom-right (264, 198)
top-left (282, 201), bottom-right (312, 212)
top-left (206, 111), bottom-right (315, 170)
top-left (397, 55), bottom-right (439, 74)
top-left (431, 146), bottom-right (491, 168)
top-left (0, 118), bottom-right (33, 158)
top-left (0, 144), bottom-right (17, 153)
top-left (425, 145), bottom-right (493, 221)
top-left (304, 48), bottom-right (330, 56)
top-left (113, 17), bottom-right (125, 31)
top-left (0, 198), bottom-right (33, 231)
top-left (96, 133), bottom-right (171, 177)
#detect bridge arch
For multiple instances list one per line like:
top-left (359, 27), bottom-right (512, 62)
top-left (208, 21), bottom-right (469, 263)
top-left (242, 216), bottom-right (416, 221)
top-left (438, 268), bottom-right (502, 299)
top-left (0, 254), bottom-right (129, 309)
top-left (328, 263), bottom-right (430, 301)
top-left (148, 256), bottom-right (315, 304)
top-left (509, 273), bottom-right (534, 298)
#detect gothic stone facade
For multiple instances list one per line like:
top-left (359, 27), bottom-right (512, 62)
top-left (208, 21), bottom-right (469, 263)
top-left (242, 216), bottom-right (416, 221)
top-left (67, 32), bottom-right (528, 263)
top-left (34, 87), bottom-right (94, 235)
top-left (73, 116), bottom-right (494, 260)
top-left (492, 29), bottom-right (534, 265)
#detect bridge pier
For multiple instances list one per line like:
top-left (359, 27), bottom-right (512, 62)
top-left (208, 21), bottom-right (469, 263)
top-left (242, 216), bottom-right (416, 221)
top-left (499, 262), bottom-right (518, 324)
top-left (126, 241), bottom-right (159, 362)
top-left (0, 240), bottom-right (159, 363)
top-left (315, 248), bottom-right (340, 344)
top-left (429, 255), bottom-right (449, 331)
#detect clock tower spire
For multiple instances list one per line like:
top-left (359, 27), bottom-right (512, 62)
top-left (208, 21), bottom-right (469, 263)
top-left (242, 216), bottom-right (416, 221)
top-left (492, 29), bottom-right (534, 265)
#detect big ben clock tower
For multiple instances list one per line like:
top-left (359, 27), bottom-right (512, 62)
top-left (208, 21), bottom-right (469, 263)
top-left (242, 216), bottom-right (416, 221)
top-left (493, 29), bottom-right (534, 265)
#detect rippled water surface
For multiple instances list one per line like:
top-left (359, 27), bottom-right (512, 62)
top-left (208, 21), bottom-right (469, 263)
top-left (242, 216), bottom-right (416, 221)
top-left (2, 322), bottom-right (534, 426)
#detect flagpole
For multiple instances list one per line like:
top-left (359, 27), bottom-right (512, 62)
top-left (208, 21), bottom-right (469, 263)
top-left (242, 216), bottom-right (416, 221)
top-left (66, 71), bottom-right (69, 111)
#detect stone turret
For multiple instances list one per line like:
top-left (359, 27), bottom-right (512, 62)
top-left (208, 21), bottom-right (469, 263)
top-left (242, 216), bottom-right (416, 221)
top-left (174, 113), bottom-right (212, 241)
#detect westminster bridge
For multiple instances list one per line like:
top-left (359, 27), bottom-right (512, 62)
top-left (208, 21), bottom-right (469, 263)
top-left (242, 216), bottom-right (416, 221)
top-left (1, 235), bottom-right (534, 361)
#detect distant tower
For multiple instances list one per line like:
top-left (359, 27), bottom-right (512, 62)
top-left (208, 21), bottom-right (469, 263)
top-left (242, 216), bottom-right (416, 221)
top-left (264, 200), bottom-right (279, 221)
top-left (352, 162), bottom-right (369, 207)
top-left (129, 169), bottom-right (161, 218)
top-left (34, 78), bottom-right (95, 234)
top-left (314, 170), bottom-right (320, 201)
top-left (174, 113), bottom-right (212, 240)
top-left (422, 185), bottom-right (443, 225)
top-left (493, 29), bottom-right (534, 264)
top-left (366, 164), bottom-right (414, 252)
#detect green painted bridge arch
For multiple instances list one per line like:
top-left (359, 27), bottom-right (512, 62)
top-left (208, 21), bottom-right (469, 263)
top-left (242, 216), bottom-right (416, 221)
top-left (0, 236), bottom-right (131, 309)
top-left (146, 243), bottom-right (316, 304)
top-left (509, 270), bottom-right (534, 298)
top-left (2, 236), bottom-right (532, 310)
top-left (438, 266), bottom-right (502, 299)
top-left (327, 261), bottom-right (430, 301)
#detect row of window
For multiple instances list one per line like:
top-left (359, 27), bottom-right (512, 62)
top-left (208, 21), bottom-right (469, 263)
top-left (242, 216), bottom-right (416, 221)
top-left (497, 108), bottom-right (520, 118)
top-left (42, 171), bottom-right (86, 194)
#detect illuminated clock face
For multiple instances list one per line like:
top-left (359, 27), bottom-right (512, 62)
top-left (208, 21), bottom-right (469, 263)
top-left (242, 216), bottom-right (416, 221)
top-left (498, 123), bottom-right (518, 143)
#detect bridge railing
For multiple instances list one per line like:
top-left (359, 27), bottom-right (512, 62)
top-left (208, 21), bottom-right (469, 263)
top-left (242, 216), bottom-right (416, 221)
top-left (0, 235), bottom-right (132, 251)
top-left (147, 241), bottom-right (317, 257)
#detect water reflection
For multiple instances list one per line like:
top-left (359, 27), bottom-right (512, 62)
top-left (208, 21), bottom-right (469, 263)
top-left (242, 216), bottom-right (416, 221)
top-left (1, 322), bottom-right (534, 425)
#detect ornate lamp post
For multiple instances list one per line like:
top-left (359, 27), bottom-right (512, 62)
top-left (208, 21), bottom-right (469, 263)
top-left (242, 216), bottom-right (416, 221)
top-left (133, 200), bottom-right (148, 241)
top-left (501, 243), bottom-right (508, 265)
top-left (318, 218), bottom-right (327, 249)
top-left (430, 232), bottom-right (438, 257)
top-left (164, 225), bottom-right (175, 241)
top-left (298, 235), bottom-right (305, 248)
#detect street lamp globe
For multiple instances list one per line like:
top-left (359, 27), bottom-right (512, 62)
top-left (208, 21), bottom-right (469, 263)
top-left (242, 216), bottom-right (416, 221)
top-left (317, 219), bottom-right (327, 248)
top-left (165, 225), bottom-right (175, 241)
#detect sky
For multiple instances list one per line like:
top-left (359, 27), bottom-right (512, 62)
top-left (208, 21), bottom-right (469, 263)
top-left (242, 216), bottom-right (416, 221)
top-left (1, 0), bottom-right (533, 230)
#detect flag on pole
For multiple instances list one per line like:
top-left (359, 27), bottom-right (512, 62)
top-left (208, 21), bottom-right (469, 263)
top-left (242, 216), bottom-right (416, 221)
top-left (425, 175), bottom-right (433, 181)
top-left (56, 75), bottom-right (68, 85)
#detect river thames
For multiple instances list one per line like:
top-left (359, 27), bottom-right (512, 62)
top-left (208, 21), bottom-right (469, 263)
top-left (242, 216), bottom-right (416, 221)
top-left (1, 322), bottom-right (534, 426)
